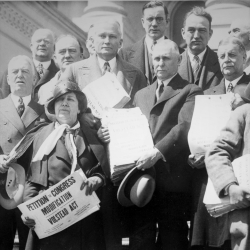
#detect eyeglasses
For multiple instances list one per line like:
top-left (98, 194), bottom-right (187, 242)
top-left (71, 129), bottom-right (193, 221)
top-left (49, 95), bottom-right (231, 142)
top-left (146, 17), bottom-right (165, 24)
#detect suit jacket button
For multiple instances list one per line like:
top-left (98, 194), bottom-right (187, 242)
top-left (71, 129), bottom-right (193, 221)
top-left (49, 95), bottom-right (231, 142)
top-left (7, 137), bottom-right (11, 142)
top-left (4, 122), bottom-right (7, 125)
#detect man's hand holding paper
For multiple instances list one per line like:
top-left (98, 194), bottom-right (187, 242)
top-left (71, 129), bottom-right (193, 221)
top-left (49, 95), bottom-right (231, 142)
top-left (228, 185), bottom-right (250, 209)
top-left (188, 154), bottom-right (205, 169)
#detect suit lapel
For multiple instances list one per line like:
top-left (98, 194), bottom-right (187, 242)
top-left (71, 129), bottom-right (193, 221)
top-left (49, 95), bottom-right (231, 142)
top-left (178, 50), bottom-right (194, 83)
top-left (0, 96), bottom-right (26, 135)
top-left (153, 74), bottom-right (182, 109)
top-left (128, 38), bottom-right (145, 73)
top-left (81, 124), bottom-right (110, 177)
top-left (89, 55), bottom-right (103, 83)
top-left (21, 100), bottom-right (44, 129)
top-left (75, 130), bottom-right (86, 158)
top-left (198, 47), bottom-right (220, 89)
top-left (116, 55), bottom-right (137, 95)
top-left (211, 78), bottom-right (226, 94)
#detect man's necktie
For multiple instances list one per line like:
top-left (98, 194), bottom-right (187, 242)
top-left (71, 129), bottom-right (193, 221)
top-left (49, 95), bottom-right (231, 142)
top-left (17, 97), bottom-right (25, 117)
top-left (227, 82), bottom-right (234, 93)
top-left (151, 40), bottom-right (157, 51)
top-left (193, 55), bottom-right (200, 79)
top-left (103, 61), bottom-right (111, 75)
top-left (37, 63), bottom-right (44, 78)
top-left (156, 81), bottom-right (164, 101)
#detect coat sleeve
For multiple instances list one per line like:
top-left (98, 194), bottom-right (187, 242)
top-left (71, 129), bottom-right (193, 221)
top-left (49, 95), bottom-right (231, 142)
top-left (205, 104), bottom-right (248, 197)
top-left (154, 85), bottom-right (203, 161)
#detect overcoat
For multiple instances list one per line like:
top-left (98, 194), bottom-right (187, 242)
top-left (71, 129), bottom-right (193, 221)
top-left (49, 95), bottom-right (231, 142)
top-left (24, 122), bottom-right (108, 250)
top-left (0, 95), bottom-right (47, 250)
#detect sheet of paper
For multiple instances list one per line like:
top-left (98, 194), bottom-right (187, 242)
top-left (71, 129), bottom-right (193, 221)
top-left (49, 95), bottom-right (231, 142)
top-left (18, 169), bottom-right (100, 239)
top-left (105, 108), bottom-right (154, 175)
top-left (82, 72), bottom-right (130, 119)
top-left (188, 94), bottom-right (232, 157)
top-left (204, 154), bottom-right (250, 205)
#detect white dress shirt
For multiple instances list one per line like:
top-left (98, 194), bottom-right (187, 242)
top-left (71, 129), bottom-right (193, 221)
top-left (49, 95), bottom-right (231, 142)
top-left (225, 74), bottom-right (244, 93)
top-left (187, 48), bottom-right (207, 70)
top-left (97, 57), bottom-right (117, 75)
top-left (145, 35), bottom-right (165, 55)
top-left (11, 94), bottom-right (31, 110)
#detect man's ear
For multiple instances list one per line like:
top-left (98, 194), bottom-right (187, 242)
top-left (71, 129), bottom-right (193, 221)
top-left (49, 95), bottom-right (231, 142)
top-left (209, 29), bottom-right (213, 40)
top-left (119, 38), bottom-right (123, 49)
top-left (7, 74), bottom-right (10, 86)
top-left (178, 54), bottom-right (182, 66)
top-left (181, 28), bottom-right (185, 40)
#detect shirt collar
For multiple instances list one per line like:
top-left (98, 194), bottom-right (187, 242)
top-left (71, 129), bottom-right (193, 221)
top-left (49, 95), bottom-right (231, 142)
top-left (224, 74), bottom-right (244, 93)
top-left (157, 73), bottom-right (177, 87)
top-left (97, 56), bottom-right (117, 73)
top-left (145, 35), bottom-right (165, 54)
top-left (187, 47), bottom-right (207, 65)
top-left (11, 94), bottom-right (31, 109)
top-left (33, 59), bottom-right (51, 70)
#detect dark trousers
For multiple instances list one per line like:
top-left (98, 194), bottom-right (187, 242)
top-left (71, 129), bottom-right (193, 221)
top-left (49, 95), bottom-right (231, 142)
top-left (101, 179), bottom-right (157, 250)
top-left (155, 192), bottom-right (190, 250)
top-left (0, 206), bottom-right (29, 250)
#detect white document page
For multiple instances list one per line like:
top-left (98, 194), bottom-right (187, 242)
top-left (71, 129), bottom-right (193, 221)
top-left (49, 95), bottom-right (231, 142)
top-left (82, 72), bottom-right (130, 119)
top-left (188, 94), bottom-right (232, 157)
top-left (18, 169), bottom-right (100, 239)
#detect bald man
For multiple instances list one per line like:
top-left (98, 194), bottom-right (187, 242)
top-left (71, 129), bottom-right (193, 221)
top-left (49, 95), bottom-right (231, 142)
top-left (0, 28), bottom-right (59, 101)
top-left (134, 40), bottom-right (203, 249)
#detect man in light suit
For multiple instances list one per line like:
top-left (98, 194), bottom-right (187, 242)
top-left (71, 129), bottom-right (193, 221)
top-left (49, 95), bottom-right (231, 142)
top-left (0, 55), bottom-right (48, 250)
top-left (0, 28), bottom-right (59, 101)
top-left (205, 84), bottom-right (250, 250)
top-left (119, 1), bottom-right (183, 85)
top-left (134, 40), bottom-right (203, 249)
top-left (63, 19), bottom-right (149, 250)
top-left (189, 37), bottom-right (249, 250)
top-left (179, 6), bottom-right (223, 91)
top-left (229, 18), bottom-right (250, 74)
top-left (63, 20), bottom-right (147, 108)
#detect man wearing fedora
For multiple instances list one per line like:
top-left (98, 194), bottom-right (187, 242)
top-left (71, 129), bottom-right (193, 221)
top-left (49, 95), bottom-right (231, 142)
top-left (133, 40), bottom-right (203, 249)
top-left (0, 55), bottom-right (47, 250)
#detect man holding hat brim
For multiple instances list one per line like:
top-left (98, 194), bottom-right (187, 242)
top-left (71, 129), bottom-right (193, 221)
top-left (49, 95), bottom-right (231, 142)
top-left (0, 55), bottom-right (48, 250)
top-left (21, 79), bottom-right (108, 250)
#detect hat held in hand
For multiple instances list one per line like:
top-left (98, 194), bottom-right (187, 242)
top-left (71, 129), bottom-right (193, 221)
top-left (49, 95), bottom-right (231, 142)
top-left (0, 163), bottom-right (25, 210)
top-left (117, 167), bottom-right (156, 207)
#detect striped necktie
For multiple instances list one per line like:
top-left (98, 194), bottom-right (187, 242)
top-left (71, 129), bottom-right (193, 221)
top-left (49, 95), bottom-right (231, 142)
top-left (37, 63), bottom-right (44, 78)
top-left (193, 55), bottom-right (200, 79)
top-left (103, 62), bottom-right (111, 75)
top-left (156, 81), bottom-right (164, 101)
top-left (17, 97), bottom-right (25, 117)
top-left (227, 82), bottom-right (234, 93)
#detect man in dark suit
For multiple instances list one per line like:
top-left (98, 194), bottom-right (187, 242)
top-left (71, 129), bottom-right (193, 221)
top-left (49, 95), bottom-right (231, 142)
top-left (0, 28), bottom-right (59, 101)
top-left (189, 37), bottom-right (249, 250)
top-left (134, 40), bottom-right (203, 249)
top-left (179, 6), bottom-right (223, 91)
top-left (63, 19), bottom-right (150, 250)
top-left (0, 55), bottom-right (48, 250)
top-left (119, 1), bottom-right (183, 85)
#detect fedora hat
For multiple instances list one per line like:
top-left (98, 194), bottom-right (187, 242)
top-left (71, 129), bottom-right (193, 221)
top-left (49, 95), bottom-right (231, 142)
top-left (117, 167), bottom-right (156, 207)
top-left (0, 163), bottom-right (25, 210)
top-left (47, 79), bottom-right (87, 115)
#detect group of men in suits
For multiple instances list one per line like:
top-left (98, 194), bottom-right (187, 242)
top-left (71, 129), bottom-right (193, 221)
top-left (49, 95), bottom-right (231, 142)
top-left (0, 1), bottom-right (250, 250)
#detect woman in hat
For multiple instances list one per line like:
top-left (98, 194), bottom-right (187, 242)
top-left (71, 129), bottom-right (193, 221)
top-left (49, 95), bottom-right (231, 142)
top-left (21, 79), bottom-right (108, 250)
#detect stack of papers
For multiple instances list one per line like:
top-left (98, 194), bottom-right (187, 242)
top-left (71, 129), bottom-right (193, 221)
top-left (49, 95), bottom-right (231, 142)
top-left (82, 72), bottom-right (131, 119)
top-left (204, 154), bottom-right (250, 217)
top-left (103, 108), bottom-right (154, 184)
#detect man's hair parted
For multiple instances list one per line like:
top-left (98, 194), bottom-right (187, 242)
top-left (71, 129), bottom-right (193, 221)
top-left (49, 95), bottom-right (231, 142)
top-left (142, 1), bottom-right (169, 20)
